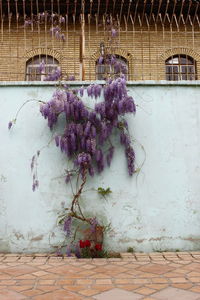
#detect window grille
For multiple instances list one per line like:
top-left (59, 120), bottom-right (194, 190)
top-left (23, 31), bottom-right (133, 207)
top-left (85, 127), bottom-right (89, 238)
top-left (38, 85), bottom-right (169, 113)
top-left (26, 55), bottom-right (59, 81)
top-left (96, 55), bottom-right (128, 80)
top-left (165, 55), bottom-right (197, 81)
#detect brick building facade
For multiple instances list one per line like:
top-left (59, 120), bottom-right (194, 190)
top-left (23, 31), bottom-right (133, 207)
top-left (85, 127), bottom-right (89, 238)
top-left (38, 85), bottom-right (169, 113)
top-left (0, 0), bottom-right (200, 81)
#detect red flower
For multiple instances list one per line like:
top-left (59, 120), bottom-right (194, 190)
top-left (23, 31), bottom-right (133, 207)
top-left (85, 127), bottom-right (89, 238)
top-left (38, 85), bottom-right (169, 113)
top-left (79, 240), bottom-right (91, 248)
top-left (79, 240), bottom-right (85, 248)
top-left (95, 244), bottom-right (102, 251)
top-left (85, 240), bottom-right (91, 247)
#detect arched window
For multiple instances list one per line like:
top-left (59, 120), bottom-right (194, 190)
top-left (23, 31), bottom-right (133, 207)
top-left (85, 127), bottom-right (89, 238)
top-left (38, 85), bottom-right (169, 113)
top-left (165, 54), bottom-right (197, 81)
top-left (96, 55), bottom-right (128, 80)
top-left (26, 55), bottom-right (59, 81)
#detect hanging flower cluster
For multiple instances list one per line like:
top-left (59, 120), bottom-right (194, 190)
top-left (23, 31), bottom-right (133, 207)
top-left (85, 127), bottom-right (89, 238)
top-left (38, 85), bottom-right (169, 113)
top-left (24, 12), bottom-right (66, 41)
top-left (97, 16), bottom-right (128, 79)
top-left (63, 216), bottom-right (72, 237)
top-left (50, 26), bottom-right (65, 41)
top-left (40, 75), bottom-right (136, 179)
top-left (44, 67), bottom-right (62, 81)
top-left (40, 74), bottom-right (136, 258)
top-left (98, 54), bottom-right (128, 77)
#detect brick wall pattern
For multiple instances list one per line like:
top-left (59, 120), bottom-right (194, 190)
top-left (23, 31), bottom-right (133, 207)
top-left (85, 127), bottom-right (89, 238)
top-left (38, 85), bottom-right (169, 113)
top-left (1, 22), bottom-right (200, 81)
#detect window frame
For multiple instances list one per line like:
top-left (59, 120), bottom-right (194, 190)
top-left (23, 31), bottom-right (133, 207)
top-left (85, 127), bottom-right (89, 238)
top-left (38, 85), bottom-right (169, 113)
top-left (96, 55), bottom-right (128, 80)
top-left (26, 55), bottom-right (59, 81)
top-left (165, 54), bottom-right (197, 81)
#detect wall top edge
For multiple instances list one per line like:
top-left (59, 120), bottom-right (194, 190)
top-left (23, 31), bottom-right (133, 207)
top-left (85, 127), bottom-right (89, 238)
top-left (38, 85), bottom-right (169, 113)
top-left (0, 80), bottom-right (200, 87)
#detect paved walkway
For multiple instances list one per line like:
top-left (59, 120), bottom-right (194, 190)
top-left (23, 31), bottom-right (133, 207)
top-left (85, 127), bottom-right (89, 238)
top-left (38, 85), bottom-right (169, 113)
top-left (0, 252), bottom-right (200, 299)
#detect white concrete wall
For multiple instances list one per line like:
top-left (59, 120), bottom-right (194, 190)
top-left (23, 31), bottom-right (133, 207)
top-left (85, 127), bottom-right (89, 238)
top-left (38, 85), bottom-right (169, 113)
top-left (1, 81), bottom-right (200, 253)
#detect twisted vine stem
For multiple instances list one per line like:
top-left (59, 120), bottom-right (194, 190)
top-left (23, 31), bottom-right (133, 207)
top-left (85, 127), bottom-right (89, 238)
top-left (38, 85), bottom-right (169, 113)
top-left (70, 167), bottom-right (91, 225)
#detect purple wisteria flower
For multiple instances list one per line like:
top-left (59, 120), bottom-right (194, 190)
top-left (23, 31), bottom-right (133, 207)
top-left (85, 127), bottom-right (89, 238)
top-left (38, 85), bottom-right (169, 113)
top-left (111, 28), bottom-right (117, 37)
top-left (66, 245), bottom-right (71, 257)
top-left (126, 146), bottom-right (135, 176)
top-left (98, 56), bottom-right (104, 64)
top-left (44, 67), bottom-right (61, 81)
top-left (60, 34), bottom-right (65, 41)
top-left (50, 26), bottom-right (65, 41)
top-left (40, 75), bottom-right (136, 178)
top-left (8, 121), bottom-right (12, 130)
top-left (68, 75), bottom-right (75, 81)
top-left (75, 244), bottom-right (81, 258)
top-left (32, 179), bottom-right (39, 192)
top-left (39, 60), bottom-right (45, 73)
top-left (24, 20), bottom-right (32, 27)
top-left (65, 173), bottom-right (72, 184)
top-left (56, 248), bottom-right (62, 256)
top-left (106, 146), bottom-right (114, 166)
top-left (75, 153), bottom-right (91, 167)
top-left (60, 16), bottom-right (65, 23)
top-left (63, 216), bottom-right (72, 237)
top-left (31, 155), bottom-right (35, 171)
top-left (90, 217), bottom-right (98, 233)
top-left (55, 135), bottom-right (60, 147)
top-left (79, 86), bottom-right (84, 97)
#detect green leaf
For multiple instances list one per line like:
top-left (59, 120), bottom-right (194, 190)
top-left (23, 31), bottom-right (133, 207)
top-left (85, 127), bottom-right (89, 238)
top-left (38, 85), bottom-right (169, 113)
top-left (97, 187), bottom-right (112, 197)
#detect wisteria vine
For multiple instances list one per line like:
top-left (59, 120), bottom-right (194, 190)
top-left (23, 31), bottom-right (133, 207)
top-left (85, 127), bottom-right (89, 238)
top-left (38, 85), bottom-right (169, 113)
top-left (40, 76), bottom-right (136, 179)
top-left (38, 74), bottom-right (136, 255)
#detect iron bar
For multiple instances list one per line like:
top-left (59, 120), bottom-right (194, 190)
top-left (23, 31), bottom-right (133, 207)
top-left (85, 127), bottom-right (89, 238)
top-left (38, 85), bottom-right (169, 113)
top-left (171, 0), bottom-right (177, 23)
top-left (193, 0), bottom-right (199, 24)
top-left (89, 0), bottom-right (93, 16)
top-left (116, 13), bottom-right (121, 48)
top-left (149, 0), bottom-right (154, 23)
top-left (88, 13), bottom-right (91, 80)
top-left (152, 13), bottom-right (159, 80)
top-left (73, 13), bottom-right (76, 79)
top-left (80, 0), bottom-right (85, 80)
top-left (130, 14), bottom-right (135, 80)
top-left (7, 0), bottom-right (11, 80)
top-left (186, 0), bottom-right (192, 24)
top-left (173, 14), bottom-right (179, 31)
top-left (97, 0), bottom-right (100, 17)
top-left (36, 0), bottom-right (39, 16)
top-left (163, 0), bottom-right (170, 24)
top-left (141, 0), bottom-right (147, 25)
top-left (57, 0), bottom-right (60, 15)
top-left (65, 13), bottom-right (68, 78)
top-left (178, 0), bottom-right (185, 25)
top-left (95, 13), bottom-right (98, 33)
top-left (133, 0), bottom-right (139, 25)
top-left (124, 14), bottom-right (127, 32)
top-left (138, 13), bottom-right (144, 80)
top-left (127, 0), bottom-right (132, 22)
top-left (23, 0), bottom-right (27, 63)
top-left (156, 0), bottom-right (162, 23)
top-left (15, 0), bottom-right (19, 80)
top-left (112, 0), bottom-right (116, 16)
top-left (66, 0), bottom-right (69, 15)
top-left (119, 0), bottom-right (124, 23)
top-left (43, 0), bottom-right (45, 12)
top-left (15, 0), bottom-right (18, 30)
top-left (189, 15), bottom-right (195, 50)
top-left (30, 0), bottom-right (33, 32)
top-left (145, 13), bottom-right (151, 79)
top-left (73, 0), bottom-right (77, 19)
top-left (105, 0), bottom-right (109, 15)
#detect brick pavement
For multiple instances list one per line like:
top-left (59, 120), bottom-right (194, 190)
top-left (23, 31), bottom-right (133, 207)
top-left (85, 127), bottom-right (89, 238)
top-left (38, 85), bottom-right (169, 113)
top-left (0, 252), bottom-right (200, 299)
